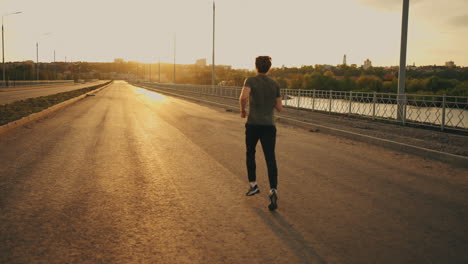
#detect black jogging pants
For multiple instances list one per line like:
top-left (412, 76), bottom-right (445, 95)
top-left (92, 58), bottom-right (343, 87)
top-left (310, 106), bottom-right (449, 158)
top-left (245, 124), bottom-right (278, 189)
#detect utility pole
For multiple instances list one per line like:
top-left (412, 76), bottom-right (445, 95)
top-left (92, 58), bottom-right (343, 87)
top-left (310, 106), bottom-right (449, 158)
top-left (173, 34), bottom-right (176, 83)
top-left (212, 1), bottom-right (215, 87)
top-left (158, 57), bottom-right (161, 83)
top-left (54, 50), bottom-right (56, 80)
top-left (397, 0), bottom-right (410, 123)
top-left (149, 63), bottom-right (151, 82)
top-left (2, 18), bottom-right (4, 87)
top-left (36, 42), bottom-right (39, 81)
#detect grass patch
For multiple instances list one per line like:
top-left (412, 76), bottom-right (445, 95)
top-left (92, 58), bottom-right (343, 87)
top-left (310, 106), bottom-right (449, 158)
top-left (0, 81), bottom-right (112, 126)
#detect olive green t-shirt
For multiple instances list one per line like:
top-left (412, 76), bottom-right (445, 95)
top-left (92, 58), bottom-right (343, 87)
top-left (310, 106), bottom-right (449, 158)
top-left (244, 75), bottom-right (281, 126)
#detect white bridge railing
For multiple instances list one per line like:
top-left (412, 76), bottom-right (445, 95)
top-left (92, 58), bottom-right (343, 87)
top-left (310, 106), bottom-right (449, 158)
top-left (138, 82), bottom-right (468, 132)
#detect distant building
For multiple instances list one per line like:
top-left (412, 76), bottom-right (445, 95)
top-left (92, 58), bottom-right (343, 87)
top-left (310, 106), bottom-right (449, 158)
top-left (407, 62), bottom-right (417, 70)
top-left (445, 61), bottom-right (456, 68)
top-left (114, 58), bottom-right (124, 63)
top-left (195, 58), bottom-right (207, 66)
top-left (343, 54), bottom-right (347, 65)
top-left (363, 59), bottom-right (372, 70)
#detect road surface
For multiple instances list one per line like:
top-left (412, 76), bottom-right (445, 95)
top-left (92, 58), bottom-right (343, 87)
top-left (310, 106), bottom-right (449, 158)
top-left (1, 81), bottom-right (467, 263)
top-left (0, 80), bottom-right (107, 105)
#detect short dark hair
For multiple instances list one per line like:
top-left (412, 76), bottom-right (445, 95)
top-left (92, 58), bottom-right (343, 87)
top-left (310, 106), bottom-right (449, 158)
top-left (255, 56), bottom-right (272, 73)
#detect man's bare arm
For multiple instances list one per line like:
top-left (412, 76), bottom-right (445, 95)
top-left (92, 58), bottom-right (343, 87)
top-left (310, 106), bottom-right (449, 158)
top-left (274, 97), bottom-right (283, 112)
top-left (239, 86), bottom-right (251, 118)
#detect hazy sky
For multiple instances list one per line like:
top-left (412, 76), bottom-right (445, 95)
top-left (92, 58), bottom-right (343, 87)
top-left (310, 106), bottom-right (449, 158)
top-left (2, 0), bottom-right (468, 69)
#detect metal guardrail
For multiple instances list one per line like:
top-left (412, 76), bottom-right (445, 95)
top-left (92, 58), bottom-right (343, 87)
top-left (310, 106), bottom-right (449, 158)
top-left (138, 82), bottom-right (468, 132)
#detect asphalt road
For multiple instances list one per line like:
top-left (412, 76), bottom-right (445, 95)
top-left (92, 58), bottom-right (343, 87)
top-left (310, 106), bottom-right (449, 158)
top-left (1, 81), bottom-right (467, 264)
top-left (0, 81), bottom-right (107, 105)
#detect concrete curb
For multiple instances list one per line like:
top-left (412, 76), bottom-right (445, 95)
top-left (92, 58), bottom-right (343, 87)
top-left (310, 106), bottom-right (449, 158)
top-left (0, 81), bottom-right (113, 136)
top-left (135, 83), bottom-right (468, 169)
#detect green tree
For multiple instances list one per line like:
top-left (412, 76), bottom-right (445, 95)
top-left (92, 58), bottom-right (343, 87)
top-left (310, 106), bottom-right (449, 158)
top-left (447, 82), bottom-right (468, 96)
top-left (303, 72), bottom-right (322, 90)
top-left (288, 74), bottom-right (304, 89)
top-left (323, 70), bottom-right (334, 77)
top-left (274, 77), bottom-right (288, 88)
top-left (322, 75), bottom-right (339, 90)
top-left (356, 75), bottom-right (383, 92)
top-left (342, 71), bottom-right (356, 91)
top-left (406, 78), bottom-right (428, 93)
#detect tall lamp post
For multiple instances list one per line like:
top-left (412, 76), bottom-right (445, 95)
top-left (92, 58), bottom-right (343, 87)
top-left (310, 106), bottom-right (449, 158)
top-left (36, 33), bottom-right (52, 81)
top-left (173, 33), bottom-right (176, 84)
top-left (54, 50), bottom-right (56, 80)
top-left (36, 42), bottom-right (39, 81)
top-left (2, 11), bottom-right (22, 87)
top-left (212, 2), bottom-right (215, 87)
top-left (397, 0), bottom-right (410, 123)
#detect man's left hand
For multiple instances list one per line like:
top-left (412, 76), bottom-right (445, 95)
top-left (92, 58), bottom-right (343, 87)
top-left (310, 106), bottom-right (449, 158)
top-left (241, 110), bottom-right (247, 118)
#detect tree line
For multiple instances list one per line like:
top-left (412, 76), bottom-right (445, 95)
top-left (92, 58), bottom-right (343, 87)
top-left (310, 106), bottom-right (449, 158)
top-left (2, 61), bottom-right (467, 96)
top-left (267, 65), bottom-right (468, 96)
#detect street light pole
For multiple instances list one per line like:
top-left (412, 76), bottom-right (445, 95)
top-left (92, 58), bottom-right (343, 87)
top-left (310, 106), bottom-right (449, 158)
top-left (397, 0), bottom-right (410, 123)
top-left (173, 34), bottom-right (176, 84)
top-left (2, 17), bottom-right (4, 86)
top-left (212, 1), bottom-right (215, 87)
top-left (2, 12), bottom-right (22, 87)
top-left (54, 50), bottom-right (56, 80)
top-left (36, 42), bottom-right (39, 81)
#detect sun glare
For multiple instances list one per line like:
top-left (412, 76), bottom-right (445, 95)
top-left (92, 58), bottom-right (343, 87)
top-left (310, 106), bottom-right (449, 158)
top-left (136, 87), bottom-right (167, 103)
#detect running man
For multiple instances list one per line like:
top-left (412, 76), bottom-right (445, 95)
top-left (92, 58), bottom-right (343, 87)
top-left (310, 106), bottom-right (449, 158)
top-left (239, 56), bottom-right (283, 211)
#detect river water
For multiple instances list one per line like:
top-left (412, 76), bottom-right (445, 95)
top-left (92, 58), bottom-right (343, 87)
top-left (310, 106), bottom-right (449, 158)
top-left (283, 96), bottom-right (468, 130)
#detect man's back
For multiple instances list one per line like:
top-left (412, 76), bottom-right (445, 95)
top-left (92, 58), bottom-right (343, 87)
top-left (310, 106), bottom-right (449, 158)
top-left (245, 75), bottom-right (280, 126)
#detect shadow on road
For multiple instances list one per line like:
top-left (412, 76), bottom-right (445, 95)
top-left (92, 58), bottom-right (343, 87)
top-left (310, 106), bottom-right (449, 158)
top-left (254, 207), bottom-right (327, 264)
